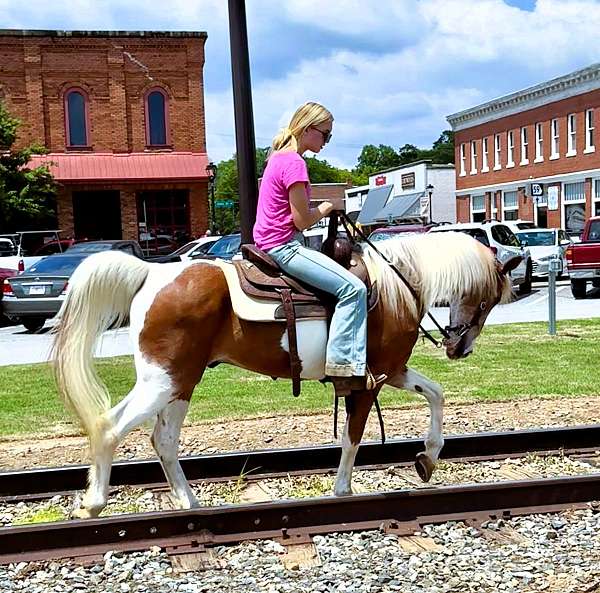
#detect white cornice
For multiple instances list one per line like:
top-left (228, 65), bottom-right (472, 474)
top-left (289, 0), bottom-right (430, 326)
top-left (454, 166), bottom-right (600, 194)
top-left (447, 63), bottom-right (600, 131)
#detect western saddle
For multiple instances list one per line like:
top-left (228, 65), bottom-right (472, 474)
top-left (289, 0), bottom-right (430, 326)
top-left (233, 234), bottom-right (376, 398)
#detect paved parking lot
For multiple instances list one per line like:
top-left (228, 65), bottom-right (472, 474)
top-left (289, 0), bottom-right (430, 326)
top-left (0, 280), bottom-right (598, 367)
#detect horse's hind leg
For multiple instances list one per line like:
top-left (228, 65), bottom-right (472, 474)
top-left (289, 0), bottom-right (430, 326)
top-left (74, 364), bottom-right (176, 519)
top-left (334, 390), bottom-right (377, 496)
top-left (151, 397), bottom-right (199, 509)
top-left (388, 368), bottom-right (444, 482)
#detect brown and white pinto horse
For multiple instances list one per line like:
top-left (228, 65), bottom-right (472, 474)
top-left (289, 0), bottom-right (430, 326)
top-left (53, 231), bottom-right (517, 518)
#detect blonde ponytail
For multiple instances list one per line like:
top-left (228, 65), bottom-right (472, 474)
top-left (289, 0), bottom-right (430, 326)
top-left (270, 102), bottom-right (333, 154)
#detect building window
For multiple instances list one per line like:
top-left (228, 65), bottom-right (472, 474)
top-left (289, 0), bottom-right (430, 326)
top-left (585, 109), bottom-right (595, 153)
top-left (535, 122), bottom-right (543, 162)
top-left (470, 140), bottom-right (477, 174)
top-left (563, 181), bottom-right (586, 238)
top-left (550, 118), bottom-right (559, 159)
top-left (503, 190), bottom-right (518, 220)
top-left (471, 194), bottom-right (486, 222)
top-left (459, 143), bottom-right (466, 176)
top-left (520, 127), bottom-right (529, 165)
top-left (594, 179), bottom-right (600, 216)
top-left (494, 134), bottom-right (501, 170)
top-left (64, 88), bottom-right (89, 147)
top-left (145, 88), bottom-right (170, 146)
top-left (137, 189), bottom-right (190, 248)
top-left (481, 138), bottom-right (489, 172)
top-left (564, 181), bottom-right (585, 202)
top-left (567, 113), bottom-right (577, 156)
top-left (506, 131), bottom-right (515, 167)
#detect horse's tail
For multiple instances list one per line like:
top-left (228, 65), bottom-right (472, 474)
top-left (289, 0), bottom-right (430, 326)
top-left (52, 251), bottom-right (150, 447)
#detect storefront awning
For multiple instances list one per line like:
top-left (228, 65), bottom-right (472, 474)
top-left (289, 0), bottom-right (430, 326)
top-left (372, 191), bottom-right (424, 223)
top-left (356, 185), bottom-right (393, 225)
top-left (27, 152), bottom-right (211, 183)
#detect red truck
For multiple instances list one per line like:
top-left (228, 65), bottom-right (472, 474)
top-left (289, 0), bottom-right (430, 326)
top-left (566, 216), bottom-right (600, 298)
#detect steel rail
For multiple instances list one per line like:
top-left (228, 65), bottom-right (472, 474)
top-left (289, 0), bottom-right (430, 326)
top-left (1, 425), bottom-right (599, 501)
top-left (0, 473), bottom-right (598, 564)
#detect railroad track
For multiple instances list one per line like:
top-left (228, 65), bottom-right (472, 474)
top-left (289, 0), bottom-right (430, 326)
top-left (0, 424), bottom-right (599, 565)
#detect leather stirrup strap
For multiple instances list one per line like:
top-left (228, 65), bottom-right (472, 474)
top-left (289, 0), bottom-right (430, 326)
top-left (280, 288), bottom-right (301, 397)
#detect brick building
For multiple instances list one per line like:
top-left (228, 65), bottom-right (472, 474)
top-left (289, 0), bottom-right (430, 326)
top-left (447, 63), bottom-right (600, 238)
top-left (0, 29), bottom-right (211, 246)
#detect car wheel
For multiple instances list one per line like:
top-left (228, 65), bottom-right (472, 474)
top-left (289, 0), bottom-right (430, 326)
top-left (22, 317), bottom-right (46, 332)
top-left (518, 262), bottom-right (532, 295)
top-left (571, 279), bottom-right (587, 299)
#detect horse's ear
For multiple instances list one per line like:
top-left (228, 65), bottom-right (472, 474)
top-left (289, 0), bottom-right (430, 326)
top-left (499, 255), bottom-right (522, 276)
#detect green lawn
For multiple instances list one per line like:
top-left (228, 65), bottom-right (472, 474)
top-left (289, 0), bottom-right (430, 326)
top-left (0, 319), bottom-right (599, 438)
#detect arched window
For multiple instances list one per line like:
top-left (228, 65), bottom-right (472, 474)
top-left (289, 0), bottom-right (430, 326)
top-left (145, 88), bottom-right (169, 146)
top-left (64, 88), bottom-right (89, 147)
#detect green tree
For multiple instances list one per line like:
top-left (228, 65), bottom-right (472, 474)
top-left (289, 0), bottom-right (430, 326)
top-left (430, 130), bottom-right (455, 164)
top-left (354, 144), bottom-right (401, 177)
top-left (0, 102), bottom-right (57, 232)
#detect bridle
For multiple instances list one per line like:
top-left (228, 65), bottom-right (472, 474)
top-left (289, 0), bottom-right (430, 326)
top-left (443, 299), bottom-right (489, 344)
top-left (338, 212), bottom-right (500, 348)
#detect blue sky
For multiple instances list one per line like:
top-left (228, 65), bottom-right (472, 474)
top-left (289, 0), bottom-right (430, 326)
top-left (1, 0), bottom-right (599, 169)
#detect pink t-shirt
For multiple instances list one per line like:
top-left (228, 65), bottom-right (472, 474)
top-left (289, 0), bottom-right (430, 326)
top-left (253, 151), bottom-right (311, 251)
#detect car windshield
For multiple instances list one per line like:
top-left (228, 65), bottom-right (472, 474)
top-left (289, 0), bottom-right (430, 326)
top-left (516, 231), bottom-right (555, 246)
top-left (169, 241), bottom-right (199, 256)
top-left (67, 243), bottom-right (113, 254)
top-left (24, 255), bottom-right (86, 275)
top-left (207, 235), bottom-right (241, 258)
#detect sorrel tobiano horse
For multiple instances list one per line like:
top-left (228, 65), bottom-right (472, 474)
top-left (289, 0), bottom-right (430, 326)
top-left (53, 231), bottom-right (518, 518)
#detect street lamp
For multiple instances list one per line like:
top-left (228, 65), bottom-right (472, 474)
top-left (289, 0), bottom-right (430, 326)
top-left (425, 183), bottom-right (434, 224)
top-left (206, 161), bottom-right (218, 234)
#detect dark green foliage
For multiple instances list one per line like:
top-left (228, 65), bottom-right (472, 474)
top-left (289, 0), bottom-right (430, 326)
top-left (0, 102), bottom-right (57, 232)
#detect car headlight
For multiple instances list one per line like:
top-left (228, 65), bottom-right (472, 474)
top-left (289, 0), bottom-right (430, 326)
top-left (538, 255), bottom-right (554, 261)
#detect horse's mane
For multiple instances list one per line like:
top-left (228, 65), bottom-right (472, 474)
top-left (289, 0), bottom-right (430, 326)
top-left (360, 231), bottom-right (513, 321)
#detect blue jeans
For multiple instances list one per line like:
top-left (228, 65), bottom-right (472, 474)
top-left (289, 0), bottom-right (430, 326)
top-left (268, 240), bottom-right (367, 377)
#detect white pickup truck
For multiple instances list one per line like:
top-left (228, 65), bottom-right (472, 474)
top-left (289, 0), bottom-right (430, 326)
top-left (0, 230), bottom-right (63, 271)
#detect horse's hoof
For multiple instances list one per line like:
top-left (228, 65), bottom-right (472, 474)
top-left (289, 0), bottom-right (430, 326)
top-left (71, 507), bottom-right (98, 519)
top-left (333, 488), bottom-right (353, 497)
top-left (415, 452), bottom-right (435, 483)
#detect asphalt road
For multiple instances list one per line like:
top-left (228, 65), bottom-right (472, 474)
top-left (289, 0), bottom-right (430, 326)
top-left (0, 279), bottom-right (598, 367)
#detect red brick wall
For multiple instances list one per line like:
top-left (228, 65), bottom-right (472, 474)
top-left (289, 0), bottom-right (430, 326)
top-left (455, 89), bottom-right (600, 192)
top-left (0, 32), bottom-right (207, 153)
top-left (311, 183), bottom-right (351, 201)
top-left (457, 195), bottom-right (470, 222)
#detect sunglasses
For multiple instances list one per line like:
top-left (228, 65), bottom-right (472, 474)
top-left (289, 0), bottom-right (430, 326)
top-left (313, 126), bottom-right (332, 144)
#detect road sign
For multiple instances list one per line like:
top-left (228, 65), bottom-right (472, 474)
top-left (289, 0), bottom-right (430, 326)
top-left (215, 199), bottom-right (235, 208)
top-left (530, 183), bottom-right (543, 196)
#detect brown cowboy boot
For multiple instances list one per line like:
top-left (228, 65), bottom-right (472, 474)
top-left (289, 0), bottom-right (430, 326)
top-left (328, 367), bottom-right (387, 398)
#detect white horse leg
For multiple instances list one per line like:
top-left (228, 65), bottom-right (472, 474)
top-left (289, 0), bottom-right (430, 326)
top-left (151, 398), bottom-right (199, 509)
top-left (334, 414), bottom-right (359, 496)
top-left (387, 368), bottom-right (444, 482)
top-left (74, 362), bottom-right (174, 518)
top-left (333, 392), bottom-right (376, 496)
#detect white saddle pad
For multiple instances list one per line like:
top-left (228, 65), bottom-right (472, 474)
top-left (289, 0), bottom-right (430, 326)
top-left (209, 259), bottom-right (328, 323)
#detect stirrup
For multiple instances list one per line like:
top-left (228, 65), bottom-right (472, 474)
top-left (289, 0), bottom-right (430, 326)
top-left (328, 369), bottom-right (387, 398)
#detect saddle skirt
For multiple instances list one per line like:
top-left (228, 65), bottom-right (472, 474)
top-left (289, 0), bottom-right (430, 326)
top-left (206, 258), bottom-right (327, 322)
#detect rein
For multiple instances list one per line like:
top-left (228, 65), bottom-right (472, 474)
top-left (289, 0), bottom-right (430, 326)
top-left (338, 212), bottom-right (451, 347)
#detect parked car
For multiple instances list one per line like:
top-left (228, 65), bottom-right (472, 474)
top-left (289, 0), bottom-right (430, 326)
top-left (368, 222), bottom-right (439, 242)
top-left (32, 238), bottom-right (78, 256)
top-left (0, 266), bottom-right (18, 326)
top-left (2, 254), bottom-right (88, 332)
top-left (504, 219), bottom-right (537, 233)
top-left (147, 236), bottom-right (221, 263)
top-left (515, 228), bottom-right (572, 278)
top-left (565, 216), bottom-right (600, 299)
top-left (192, 233), bottom-right (242, 261)
top-left (66, 240), bottom-right (145, 259)
top-left (429, 221), bottom-right (533, 294)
